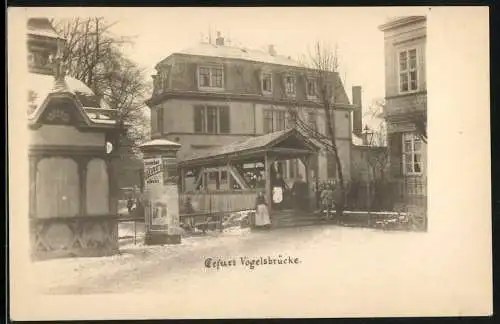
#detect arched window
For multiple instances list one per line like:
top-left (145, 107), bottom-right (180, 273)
top-left (36, 158), bottom-right (80, 218)
top-left (86, 158), bottom-right (110, 215)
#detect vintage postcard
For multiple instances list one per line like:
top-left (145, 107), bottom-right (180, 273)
top-left (8, 6), bottom-right (492, 320)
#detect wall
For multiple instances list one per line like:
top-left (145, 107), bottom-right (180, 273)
top-left (315, 110), bottom-right (352, 139)
top-left (385, 93), bottom-right (427, 120)
top-left (383, 18), bottom-right (427, 98)
top-left (351, 146), bottom-right (390, 182)
top-left (30, 125), bottom-right (105, 147)
top-left (151, 99), bottom-right (256, 138)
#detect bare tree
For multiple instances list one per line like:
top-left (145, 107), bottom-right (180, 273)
top-left (285, 42), bottom-right (348, 217)
top-left (53, 17), bottom-right (150, 152)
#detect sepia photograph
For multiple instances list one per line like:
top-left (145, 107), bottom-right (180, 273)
top-left (8, 6), bottom-right (491, 320)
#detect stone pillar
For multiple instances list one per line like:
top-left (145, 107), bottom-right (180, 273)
top-left (139, 139), bottom-right (182, 245)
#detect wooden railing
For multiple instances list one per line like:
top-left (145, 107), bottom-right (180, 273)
top-left (179, 190), bottom-right (258, 215)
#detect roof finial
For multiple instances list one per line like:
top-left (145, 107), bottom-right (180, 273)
top-left (52, 39), bottom-right (66, 81)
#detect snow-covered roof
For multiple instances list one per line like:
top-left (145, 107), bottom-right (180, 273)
top-left (28, 72), bottom-right (117, 126)
top-left (174, 43), bottom-right (303, 68)
top-left (179, 128), bottom-right (320, 165)
top-left (29, 72), bottom-right (111, 112)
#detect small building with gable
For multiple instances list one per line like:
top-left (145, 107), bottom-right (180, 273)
top-left (27, 18), bottom-right (121, 259)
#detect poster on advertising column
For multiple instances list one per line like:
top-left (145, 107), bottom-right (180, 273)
top-left (144, 158), bottom-right (163, 194)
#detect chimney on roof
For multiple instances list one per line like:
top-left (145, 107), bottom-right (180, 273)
top-left (352, 86), bottom-right (363, 137)
top-left (268, 44), bottom-right (277, 56)
top-left (215, 31), bottom-right (225, 46)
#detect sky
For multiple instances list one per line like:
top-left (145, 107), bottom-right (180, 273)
top-left (24, 7), bottom-right (430, 127)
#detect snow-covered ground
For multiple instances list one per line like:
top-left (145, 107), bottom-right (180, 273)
top-left (26, 224), bottom-right (490, 318)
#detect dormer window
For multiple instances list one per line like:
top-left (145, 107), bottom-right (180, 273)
top-left (284, 74), bottom-right (296, 96)
top-left (198, 65), bottom-right (224, 90)
top-left (307, 77), bottom-right (318, 99)
top-left (261, 72), bottom-right (273, 94)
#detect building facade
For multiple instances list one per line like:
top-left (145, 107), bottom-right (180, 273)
top-left (146, 35), bottom-right (362, 188)
top-left (379, 16), bottom-right (427, 213)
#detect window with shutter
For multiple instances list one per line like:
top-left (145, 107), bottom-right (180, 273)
top-left (193, 105), bottom-right (230, 134)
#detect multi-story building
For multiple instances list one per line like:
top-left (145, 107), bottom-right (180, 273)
top-left (146, 34), bottom-right (363, 187)
top-left (378, 16), bottom-right (427, 214)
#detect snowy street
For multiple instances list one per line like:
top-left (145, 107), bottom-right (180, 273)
top-left (26, 223), bottom-right (490, 317)
top-left (36, 225), bottom-right (430, 295)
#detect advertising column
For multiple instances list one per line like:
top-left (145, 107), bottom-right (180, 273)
top-left (140, 139), bottom-right (181, 245)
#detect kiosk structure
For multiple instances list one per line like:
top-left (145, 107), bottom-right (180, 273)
top-left (27, 18), bottom-right (121, 260)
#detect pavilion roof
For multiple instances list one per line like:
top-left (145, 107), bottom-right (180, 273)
top-left (178, 127), bottom-right (320, 167)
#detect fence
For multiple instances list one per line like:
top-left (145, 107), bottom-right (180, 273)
top-left (346, 176), bottom-right (428, 230)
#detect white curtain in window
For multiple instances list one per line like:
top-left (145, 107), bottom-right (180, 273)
top-left (86, 158), bottom-right (110, 215)
top-left (36, 157), bottom-right (80, 218)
